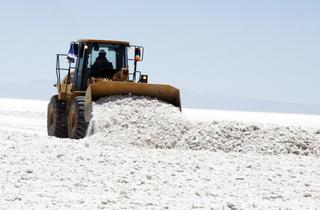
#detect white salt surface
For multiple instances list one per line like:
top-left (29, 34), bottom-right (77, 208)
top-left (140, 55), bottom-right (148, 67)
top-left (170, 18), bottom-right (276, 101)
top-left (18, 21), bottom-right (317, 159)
top-left (184, 108), bottom-right (320, 128)
top-left (0, 98), bottom-right (47, 113)
top-left (0, 97), bottom-right (320, 209)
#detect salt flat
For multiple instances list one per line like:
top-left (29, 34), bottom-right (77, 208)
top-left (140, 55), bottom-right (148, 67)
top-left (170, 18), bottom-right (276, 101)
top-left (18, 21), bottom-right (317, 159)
top-left (0, 97), bottom-right (320, 209)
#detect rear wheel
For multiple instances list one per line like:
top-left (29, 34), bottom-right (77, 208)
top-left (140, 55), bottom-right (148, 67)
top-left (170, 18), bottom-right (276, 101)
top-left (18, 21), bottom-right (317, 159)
top-left (47, 95), bottom-right (68, 138)
top-left (67, 96), bottom-right (89, 139)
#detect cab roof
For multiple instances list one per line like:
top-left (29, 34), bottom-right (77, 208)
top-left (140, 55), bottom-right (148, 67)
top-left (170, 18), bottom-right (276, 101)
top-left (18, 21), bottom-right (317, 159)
top-left (77, 39), bottom-right (130, 46)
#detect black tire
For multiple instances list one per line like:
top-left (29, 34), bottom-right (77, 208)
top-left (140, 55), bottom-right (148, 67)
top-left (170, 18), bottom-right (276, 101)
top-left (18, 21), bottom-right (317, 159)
top-left (47, 95), bottom-right (68, 138)
top-left (67, 96), bottom-right (89, 139)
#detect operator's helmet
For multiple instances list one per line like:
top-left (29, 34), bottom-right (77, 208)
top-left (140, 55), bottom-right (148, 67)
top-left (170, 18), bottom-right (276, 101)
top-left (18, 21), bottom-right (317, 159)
top-left (99, 49), bottom-right (106, 56)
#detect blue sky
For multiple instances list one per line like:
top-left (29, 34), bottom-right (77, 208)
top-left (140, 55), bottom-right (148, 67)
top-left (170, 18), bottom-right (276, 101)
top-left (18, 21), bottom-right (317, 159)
top-left (0, 0), bottom-right (319, 109)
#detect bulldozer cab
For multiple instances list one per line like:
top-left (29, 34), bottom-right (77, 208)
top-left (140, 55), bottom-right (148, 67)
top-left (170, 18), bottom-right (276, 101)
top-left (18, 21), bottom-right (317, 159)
top-left (66, 40), bottom-right (140, 91)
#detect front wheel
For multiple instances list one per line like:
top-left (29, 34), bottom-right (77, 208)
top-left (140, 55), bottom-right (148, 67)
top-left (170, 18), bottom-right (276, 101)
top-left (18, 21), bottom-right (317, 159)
top-left (47, 95), bottom-right (68, 138)
top-left (67, 96), bottom-right (89, 139)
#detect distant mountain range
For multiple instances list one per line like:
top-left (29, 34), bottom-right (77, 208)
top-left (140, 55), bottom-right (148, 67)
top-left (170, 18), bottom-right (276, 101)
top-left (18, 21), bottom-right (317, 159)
top-left (0, 80), bottom-right (319, 115)
top-left (0, 80), bottom-right (55, 100)
top-left (181, 90), bottom-right (320, 115)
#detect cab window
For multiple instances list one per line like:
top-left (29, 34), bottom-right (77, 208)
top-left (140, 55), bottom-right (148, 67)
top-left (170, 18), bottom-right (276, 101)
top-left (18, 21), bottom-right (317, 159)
top-left (87, 43), bottom-right (123, 70)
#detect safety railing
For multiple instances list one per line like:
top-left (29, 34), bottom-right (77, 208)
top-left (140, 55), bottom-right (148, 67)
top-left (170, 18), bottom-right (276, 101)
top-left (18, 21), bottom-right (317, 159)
top-left (55, 54), bottom-right (75, 94)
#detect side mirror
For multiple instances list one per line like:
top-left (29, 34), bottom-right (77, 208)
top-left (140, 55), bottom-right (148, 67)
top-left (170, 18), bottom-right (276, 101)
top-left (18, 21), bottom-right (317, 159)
top-left (134, 47), bottom-right (141, 62)
top-left (67, 42), bottom-right (79, 63)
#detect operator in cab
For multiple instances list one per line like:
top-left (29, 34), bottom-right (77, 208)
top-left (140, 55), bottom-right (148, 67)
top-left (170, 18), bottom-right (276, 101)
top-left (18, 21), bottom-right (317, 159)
top-left (91, 50), bottom-right (114, 79)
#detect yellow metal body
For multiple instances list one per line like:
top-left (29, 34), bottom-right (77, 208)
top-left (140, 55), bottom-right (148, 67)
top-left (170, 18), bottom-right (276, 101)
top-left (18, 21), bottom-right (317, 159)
top-left (56, 39), bottom-right (181, 122)
top-left (77, 39), bottom-right (130, 45)
top-left (89, 80), bottom-right (181, 107)
top-left (58, 73), bottom-right (181, 122)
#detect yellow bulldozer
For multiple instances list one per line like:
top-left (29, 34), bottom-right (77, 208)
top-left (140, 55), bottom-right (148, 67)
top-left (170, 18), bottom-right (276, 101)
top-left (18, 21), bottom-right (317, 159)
top-left (47, 39), bottom-right (181, 139)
